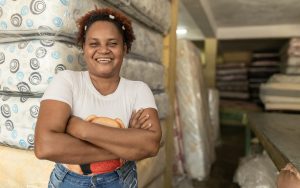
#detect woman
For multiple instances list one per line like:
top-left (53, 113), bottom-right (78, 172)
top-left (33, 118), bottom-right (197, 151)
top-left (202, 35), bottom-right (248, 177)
top-left (34, 8), bottom-right (161, 188)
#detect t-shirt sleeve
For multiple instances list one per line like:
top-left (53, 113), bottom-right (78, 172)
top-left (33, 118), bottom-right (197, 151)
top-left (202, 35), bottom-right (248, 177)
top-left (41, 71), bottom-right (73, 108)
top-left (134, 82), bottom-right (157, 110)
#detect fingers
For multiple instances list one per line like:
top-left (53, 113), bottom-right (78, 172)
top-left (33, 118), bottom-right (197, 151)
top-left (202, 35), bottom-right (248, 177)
top-left (129, 109), bottom-right (152, 129)
top-left (129, 108), bottom-right (144, 128)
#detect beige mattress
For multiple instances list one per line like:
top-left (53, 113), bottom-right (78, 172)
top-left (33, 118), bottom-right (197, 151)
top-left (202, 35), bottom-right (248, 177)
top-left (0, 145), bottom-right (54, 187)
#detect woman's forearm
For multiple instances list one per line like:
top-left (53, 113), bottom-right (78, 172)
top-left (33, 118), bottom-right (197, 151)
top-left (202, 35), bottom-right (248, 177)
top-left (35, 129), bottom-right (118, 164)
top-left (67, 117), bottom-right (161, 161)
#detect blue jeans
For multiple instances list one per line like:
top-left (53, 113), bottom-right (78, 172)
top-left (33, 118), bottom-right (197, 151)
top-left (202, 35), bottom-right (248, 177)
top-left (48, 161), bottom-right (137, 188)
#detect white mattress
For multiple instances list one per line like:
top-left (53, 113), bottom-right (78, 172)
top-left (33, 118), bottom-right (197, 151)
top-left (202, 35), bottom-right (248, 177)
top-left (265, 102), bottom-right (300, 111)
top-left (0, 0), bottom-right (103, 38)
top-left (176, 39), bottom-right (214, 180)
top-left (0, 40), bottom-right (86, 93)
top-left (208, 88), bottom-right (220, 146)
top-left (0, 96), bottom-right (40, 149)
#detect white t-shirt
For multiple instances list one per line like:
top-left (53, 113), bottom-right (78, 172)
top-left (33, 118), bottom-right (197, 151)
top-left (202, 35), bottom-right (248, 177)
top-left (41, 70), bottom-right (157, 127)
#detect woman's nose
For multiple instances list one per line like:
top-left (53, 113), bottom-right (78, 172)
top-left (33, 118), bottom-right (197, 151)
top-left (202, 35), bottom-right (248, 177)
top-left (97, 46), bottom-right (110, 54)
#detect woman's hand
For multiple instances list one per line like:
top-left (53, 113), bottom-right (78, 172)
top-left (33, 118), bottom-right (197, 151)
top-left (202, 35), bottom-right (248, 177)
top-left (129, 109), bottom-right (152, 130)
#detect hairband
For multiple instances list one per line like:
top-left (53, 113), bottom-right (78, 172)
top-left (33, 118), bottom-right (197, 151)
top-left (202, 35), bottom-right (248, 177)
top-left (84, 14), bottom-right (126, 31)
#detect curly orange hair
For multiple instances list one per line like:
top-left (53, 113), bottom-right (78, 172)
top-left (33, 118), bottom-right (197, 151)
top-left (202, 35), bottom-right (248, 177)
top-left (76, 7), bottom-right (135, 52)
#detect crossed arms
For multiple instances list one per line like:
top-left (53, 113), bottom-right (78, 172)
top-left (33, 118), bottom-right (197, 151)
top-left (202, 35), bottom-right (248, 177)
top-left (34, 100), bottom-right (162, 164)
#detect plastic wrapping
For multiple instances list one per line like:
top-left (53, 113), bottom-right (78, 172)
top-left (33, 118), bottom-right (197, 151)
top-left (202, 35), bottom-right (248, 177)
top-left (154, 92), bottom-right (169, 120)
top-left (131, 21), bottom-right (163, 63)
top-left (234, 153), bottom-right (278, 188)
top-left (0, 40), bottom-right (85, 93)
top-left (0, 96), bottom-right (40, 149)
top-left (120, 58), bottom-right (164, 90)
top-left (104, 0), bottom-right (171, 34)
top-left (208, 88), bottom-right (220, 146)
top-left (0, 0), bottom-right (103, 41)
top-left (173, 96), bottom-right (186, 176)
top-left (137, 144), bottom-right (166, 188)
top-left (176, 39), bottom-right (214, 180)
top-left (0, 145), bottom-right (54, 187)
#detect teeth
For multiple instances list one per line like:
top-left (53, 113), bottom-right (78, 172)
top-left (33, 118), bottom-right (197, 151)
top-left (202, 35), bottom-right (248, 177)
top-left (96, 58), bottom-right (111, 63)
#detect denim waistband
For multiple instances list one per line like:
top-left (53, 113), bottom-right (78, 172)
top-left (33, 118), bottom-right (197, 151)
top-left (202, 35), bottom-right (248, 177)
top-left (53, 161), bottom-right (136, 186)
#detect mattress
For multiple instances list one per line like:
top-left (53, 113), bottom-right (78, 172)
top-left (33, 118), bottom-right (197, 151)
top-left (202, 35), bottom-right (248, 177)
top-left (0, 0), bottom-right (103, 39)
top-left (176, 39), bottom-right (214, 180)
top-left (283, 66), bottom-right (300, 75)
top-left (173, 97), bottom-right (185, 176)
top-left (264, 102), bottom-right (300, 111)
top-left (217, 81), bottom-right (249, 92)
top-left (217, 74), bottom-right (248, 82)
top-left (286, 56), bottom-right (300, 66)
top-left (287, 38), bottom-right (300, 57)
top-left (154, 92), bottom-right (169, 120)
top-left (259, 83), bottom-right (300, 106)
top-left (0, 145), bottom-right (55, 187)
top-left (104, 0), bottom-right (171, 34)
top-left (251, 60), bottom-right (279, 67)
top-left (217, 62), bottom-right (247, 69)
top-left (0, 96), bottom-right (40, 149)
top-left (120, 58), bottom-right (164, 90)
top-left (268, 74), bottom-right (300, 84)
top-left (137, 144), bottom-right (166, 188)
top-left (216, 67), bottom-right (248, 76)
top-left (220, 91), bottom-right (250, 100)
top-left (131, 21), bottom-right (163, 63)
top-left (208, 88), bottom-right (220, 146)
top-left (0, 40), bottom-right (86, 93)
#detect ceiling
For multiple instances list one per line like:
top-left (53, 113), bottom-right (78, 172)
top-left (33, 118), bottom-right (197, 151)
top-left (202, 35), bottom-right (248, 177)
top-left (178, 0), bottom-right (300, 52)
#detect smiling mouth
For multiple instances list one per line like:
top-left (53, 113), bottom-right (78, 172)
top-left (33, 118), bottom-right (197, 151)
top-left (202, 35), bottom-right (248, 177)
top-left (95, 58), bottom-right (112, 64)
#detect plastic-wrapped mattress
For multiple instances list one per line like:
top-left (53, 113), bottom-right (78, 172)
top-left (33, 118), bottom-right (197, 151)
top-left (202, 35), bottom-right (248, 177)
top-left (208, 88), bottom-right (220, 146)
top-left (0, 0), bottom-right (103, 41)
top-left (0, 40), bottom-right (85, 93)
top-left (103, 0), bottom-right (171, 34)
top-left (0, 96), bottom-right (40, 149)
top-left (176, 39), bottom-right (214, 180)
top-left (121, 58), bottom-right (164, 90)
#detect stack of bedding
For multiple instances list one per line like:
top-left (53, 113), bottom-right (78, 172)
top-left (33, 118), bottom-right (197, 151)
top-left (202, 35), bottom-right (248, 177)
top-left (216, 62), bottom-right (249, 100)
top-left (248, 52), bottom-right (280, 103)
top-left (0, 0), bottom-right (171, 187)
top-left (260, 74), bottom-right (300, 111)
top-left (280, 38), bottom-right (300, 75)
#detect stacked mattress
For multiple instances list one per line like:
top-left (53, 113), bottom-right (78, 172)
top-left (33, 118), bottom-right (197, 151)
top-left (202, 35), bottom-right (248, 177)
top-left (249, 52), bottom-right (280, 103)
top-left (0, 0), bottom-right (171, 187)
top-left (260, 74), bottom-right (300, 111)
top-left (259, 38), bottom-right (300, 111)
top-left (176, 39), bottom-right (214, 180)
top-left (280, 38), bottom-right (300, 75)
top-left (216, 62), bottom-right (249, 100)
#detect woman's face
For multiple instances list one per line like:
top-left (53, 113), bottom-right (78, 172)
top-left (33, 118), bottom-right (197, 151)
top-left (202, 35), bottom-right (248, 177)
top-left (83, 21), bottom-right (126, 79)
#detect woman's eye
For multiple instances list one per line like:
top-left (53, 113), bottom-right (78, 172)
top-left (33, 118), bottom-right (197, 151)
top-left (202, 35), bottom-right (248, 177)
top-left (89, 43), bottom-right (98, 47)
top-left (108, 42), bottom-right (117, 47)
